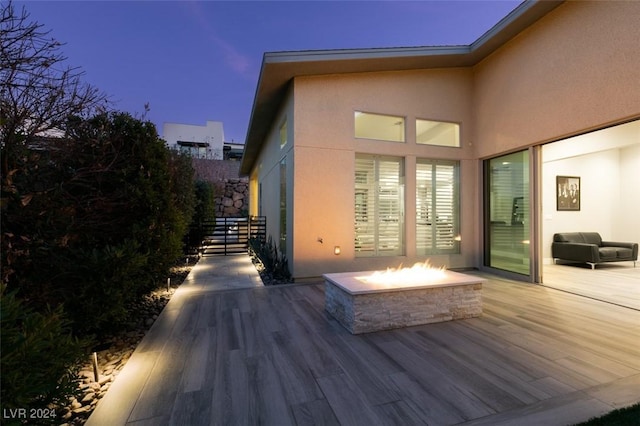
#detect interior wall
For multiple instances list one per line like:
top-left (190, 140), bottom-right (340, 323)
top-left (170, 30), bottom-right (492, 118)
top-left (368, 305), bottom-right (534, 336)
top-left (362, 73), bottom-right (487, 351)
top-left (617, 144), bottom-right (640, 242)
top-left (542, 123), bottom-right (640, 262)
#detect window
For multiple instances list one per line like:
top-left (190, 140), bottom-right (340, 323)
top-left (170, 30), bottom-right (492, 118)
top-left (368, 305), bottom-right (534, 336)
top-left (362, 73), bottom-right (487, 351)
top-left (279, 119), bottom-right (287, 149)
top-left (416, 159), bottom-right (460, 254)
top-left (355, 155), bottom-right (404, 256)
top-left (416, 119), bottom-right (460, 147)
top-left (279, 158), bottom-right (286, 255)
top-left (355, 111), bottom-right (405, 142)
top-left (177, 141), bottom-right (210, 158)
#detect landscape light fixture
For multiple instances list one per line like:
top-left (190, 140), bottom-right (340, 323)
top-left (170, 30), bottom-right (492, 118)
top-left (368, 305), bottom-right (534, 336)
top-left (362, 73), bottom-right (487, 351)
top-left (92, 352), bottom-right (100, 382)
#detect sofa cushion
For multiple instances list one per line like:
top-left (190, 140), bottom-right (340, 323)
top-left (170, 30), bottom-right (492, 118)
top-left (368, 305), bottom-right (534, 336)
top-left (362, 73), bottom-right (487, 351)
top-left (554, 232), bottom-right (604, 246)
top-left (599, 247), bottom-right (617, 259)
top-left (581, 232), bottom-right (603, 246)
top-left (616, 248), bottom-right (633, 259)
top-left (554, 232), bottom-right (585, 243)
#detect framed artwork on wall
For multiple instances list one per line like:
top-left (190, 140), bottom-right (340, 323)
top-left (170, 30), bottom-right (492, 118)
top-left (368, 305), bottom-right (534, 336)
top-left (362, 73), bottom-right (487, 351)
top-left (556, 175), bottom-right (580, 211)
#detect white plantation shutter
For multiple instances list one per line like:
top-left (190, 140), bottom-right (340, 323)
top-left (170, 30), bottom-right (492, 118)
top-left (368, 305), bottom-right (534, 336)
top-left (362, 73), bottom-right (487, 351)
top-left (416, 164), bottom-right (433, 252)
top-left (355, 157), bottom-right (376, 254)
top-left (416, 160), bottom-right (460, 255)
top-left (355, 155), bottom-right (404, 256)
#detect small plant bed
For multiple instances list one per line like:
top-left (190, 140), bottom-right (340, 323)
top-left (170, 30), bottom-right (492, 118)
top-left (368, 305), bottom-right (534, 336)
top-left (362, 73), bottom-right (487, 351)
top-left (58, 254), bottom-right (199, 425)
top-left (248, 237), bottom-right (293, 285)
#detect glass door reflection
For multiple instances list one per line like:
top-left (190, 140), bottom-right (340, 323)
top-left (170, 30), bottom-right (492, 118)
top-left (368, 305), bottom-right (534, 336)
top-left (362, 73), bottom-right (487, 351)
top-left (486, 151), bottom-right (530, 276)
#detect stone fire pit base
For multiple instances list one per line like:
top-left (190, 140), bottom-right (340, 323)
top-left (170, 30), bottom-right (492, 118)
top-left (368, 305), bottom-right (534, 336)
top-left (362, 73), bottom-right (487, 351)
top-left (324, 270), bottom-right (484, 334)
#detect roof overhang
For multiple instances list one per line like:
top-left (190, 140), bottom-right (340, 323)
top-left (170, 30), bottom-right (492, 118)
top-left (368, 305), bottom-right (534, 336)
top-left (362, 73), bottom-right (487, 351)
top-left (240, 0), bottom-right (563, 175)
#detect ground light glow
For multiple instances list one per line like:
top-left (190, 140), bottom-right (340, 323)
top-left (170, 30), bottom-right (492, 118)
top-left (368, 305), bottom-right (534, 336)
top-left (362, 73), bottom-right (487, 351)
top-left (358, 260), bottom-right (447, 286)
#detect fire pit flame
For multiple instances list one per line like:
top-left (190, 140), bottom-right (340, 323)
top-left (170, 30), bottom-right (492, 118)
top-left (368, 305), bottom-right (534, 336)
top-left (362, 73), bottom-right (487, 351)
top-left (358, 260), bottom-right (446, 286)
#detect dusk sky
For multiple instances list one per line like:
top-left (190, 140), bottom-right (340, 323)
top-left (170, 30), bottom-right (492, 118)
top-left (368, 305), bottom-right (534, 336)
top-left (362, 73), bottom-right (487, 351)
top-left (18, 1), bottom-right (522, 144)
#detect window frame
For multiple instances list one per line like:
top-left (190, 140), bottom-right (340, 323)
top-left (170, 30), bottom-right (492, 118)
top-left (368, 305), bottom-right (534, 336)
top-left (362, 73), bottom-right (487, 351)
top-left (415, 159), bottom-right (460, 255)
top-left (415, 118), bottom-right (461, 148)
top-left (279, 119), bottom-right (287, 149)
top-left (354, 154), bottom-right (405, 257)
top-left (279, 157), bottom-right (287, 255)
top-left (354, 111), bottom-right (406, 143)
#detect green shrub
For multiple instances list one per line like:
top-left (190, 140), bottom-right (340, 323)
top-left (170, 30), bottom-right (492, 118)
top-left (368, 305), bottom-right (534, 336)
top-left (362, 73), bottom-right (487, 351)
top-left (186, 180), bottom-right (217, 252)
top-left (574, 403), bottom-right (640, 426)
top-left (2, 112), bottom-right (197, 335)
top-left (193, 180), bottom-right (216, 223)
top-left (1, 287), bottom-right (86, 422)
top-left (248, 236), bottom-right (292, 283)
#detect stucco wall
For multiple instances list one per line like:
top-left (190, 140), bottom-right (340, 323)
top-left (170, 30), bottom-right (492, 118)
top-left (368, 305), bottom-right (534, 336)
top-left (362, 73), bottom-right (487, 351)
top-left (473, 1), bottom-right (640, 157)
top-left (250, 88), bottom-right (294, 253)
top-left (249, 1), bottom-right (640, 280)
top-left (290, 70), bottom-right (479, 278)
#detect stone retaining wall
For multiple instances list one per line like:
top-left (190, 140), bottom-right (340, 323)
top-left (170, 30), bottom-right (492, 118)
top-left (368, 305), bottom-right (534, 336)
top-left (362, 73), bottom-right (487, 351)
top-left (190, 159), bottom-right (249, 217)
top-left (215, 177), bottom-right (249, 217)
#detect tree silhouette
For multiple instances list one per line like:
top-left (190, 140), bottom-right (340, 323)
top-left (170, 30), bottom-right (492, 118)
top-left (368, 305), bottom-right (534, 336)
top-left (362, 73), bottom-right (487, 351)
top-left (1, 1), bottom-right (109, 188)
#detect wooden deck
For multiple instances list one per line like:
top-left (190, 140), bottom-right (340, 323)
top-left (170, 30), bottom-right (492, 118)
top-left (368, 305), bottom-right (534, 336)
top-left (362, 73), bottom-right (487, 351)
top-left (87, 259), bottom-right (640, 426)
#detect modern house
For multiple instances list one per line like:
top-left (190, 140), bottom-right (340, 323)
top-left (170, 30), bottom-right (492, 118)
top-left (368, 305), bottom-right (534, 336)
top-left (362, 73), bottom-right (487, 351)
top-left (239, 0), bottom-right (640, 281)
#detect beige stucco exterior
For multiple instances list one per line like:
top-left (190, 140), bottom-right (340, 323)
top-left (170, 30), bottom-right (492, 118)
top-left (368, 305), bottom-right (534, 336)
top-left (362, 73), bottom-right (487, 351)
top-left (290, 70), bottom-right (478, 278)
top-left (243, 1), bottom-right (640, 280)
top-left (473, 1), bottom-right (640, 156)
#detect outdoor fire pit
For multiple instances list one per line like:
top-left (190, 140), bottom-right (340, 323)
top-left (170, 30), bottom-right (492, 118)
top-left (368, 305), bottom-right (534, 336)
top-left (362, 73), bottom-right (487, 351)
top-left (324, 262), bottom-right (484, 334)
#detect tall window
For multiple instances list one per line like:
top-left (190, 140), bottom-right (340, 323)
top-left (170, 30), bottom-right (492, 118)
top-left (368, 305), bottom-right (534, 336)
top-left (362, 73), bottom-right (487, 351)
top-left (355, 155), bottom-right (404, 256)
top-left (485, 151), bottom-right (530, 275)
top-left (279, 158), bottom-right (286, 255)
top-left (279, 119), bottom-right (287, 149)
top-left (355, 111), bottom-right (405, 142)
top-left (416, 159), bottom-right (460, 254)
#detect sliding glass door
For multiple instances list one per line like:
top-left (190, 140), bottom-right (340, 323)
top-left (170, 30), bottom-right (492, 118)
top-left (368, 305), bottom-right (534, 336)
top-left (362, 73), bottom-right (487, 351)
top-left (485, 150), bottom-right (531, 276)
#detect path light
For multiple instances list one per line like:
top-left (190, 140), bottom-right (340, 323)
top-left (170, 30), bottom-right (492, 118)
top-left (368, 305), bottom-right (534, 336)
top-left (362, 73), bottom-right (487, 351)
top-left (92, 352), bottom-right (99, 382)
top-left (90, 342), bottom-right (112, 382)
top-left (167, 277), bottom-right (171, 292)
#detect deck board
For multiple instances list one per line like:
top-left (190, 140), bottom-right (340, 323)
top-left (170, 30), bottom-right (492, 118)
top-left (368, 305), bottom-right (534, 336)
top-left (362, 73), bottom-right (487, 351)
top-left (88, 265), bottom-right (640, 426)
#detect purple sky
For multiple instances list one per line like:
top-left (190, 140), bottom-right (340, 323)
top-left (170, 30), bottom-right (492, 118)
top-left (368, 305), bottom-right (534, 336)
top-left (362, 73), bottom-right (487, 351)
top-left (18, 1), bottom-right (521, 143)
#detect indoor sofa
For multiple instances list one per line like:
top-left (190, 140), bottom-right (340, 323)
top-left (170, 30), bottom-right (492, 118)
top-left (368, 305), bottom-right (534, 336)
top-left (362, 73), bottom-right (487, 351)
top-left (552, 232), bottom-right (637, 269)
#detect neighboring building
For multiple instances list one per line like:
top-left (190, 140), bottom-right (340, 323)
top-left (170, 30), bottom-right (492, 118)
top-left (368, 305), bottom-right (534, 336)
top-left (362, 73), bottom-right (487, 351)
top-left (163, 120), bottom-right (248, 216)
top-left (163, 121), bottom-right (225, 159)
top-left (223, 141), bottom-right (245, 161)
top-left (240, 0), bottom-right (640, 281)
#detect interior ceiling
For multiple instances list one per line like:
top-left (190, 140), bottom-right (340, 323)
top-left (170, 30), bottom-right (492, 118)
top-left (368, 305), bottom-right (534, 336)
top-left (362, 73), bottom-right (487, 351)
top-left (542, 119), bottom-right (640, 162)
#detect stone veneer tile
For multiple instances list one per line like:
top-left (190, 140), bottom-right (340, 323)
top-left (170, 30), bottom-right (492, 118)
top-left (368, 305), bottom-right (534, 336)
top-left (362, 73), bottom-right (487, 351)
top-left (325, 277), bottom-right (483, 334)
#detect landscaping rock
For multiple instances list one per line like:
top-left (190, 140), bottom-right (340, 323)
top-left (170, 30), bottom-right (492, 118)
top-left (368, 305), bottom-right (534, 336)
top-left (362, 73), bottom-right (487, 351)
top-left (58, 255), bottom-right (197, 425)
